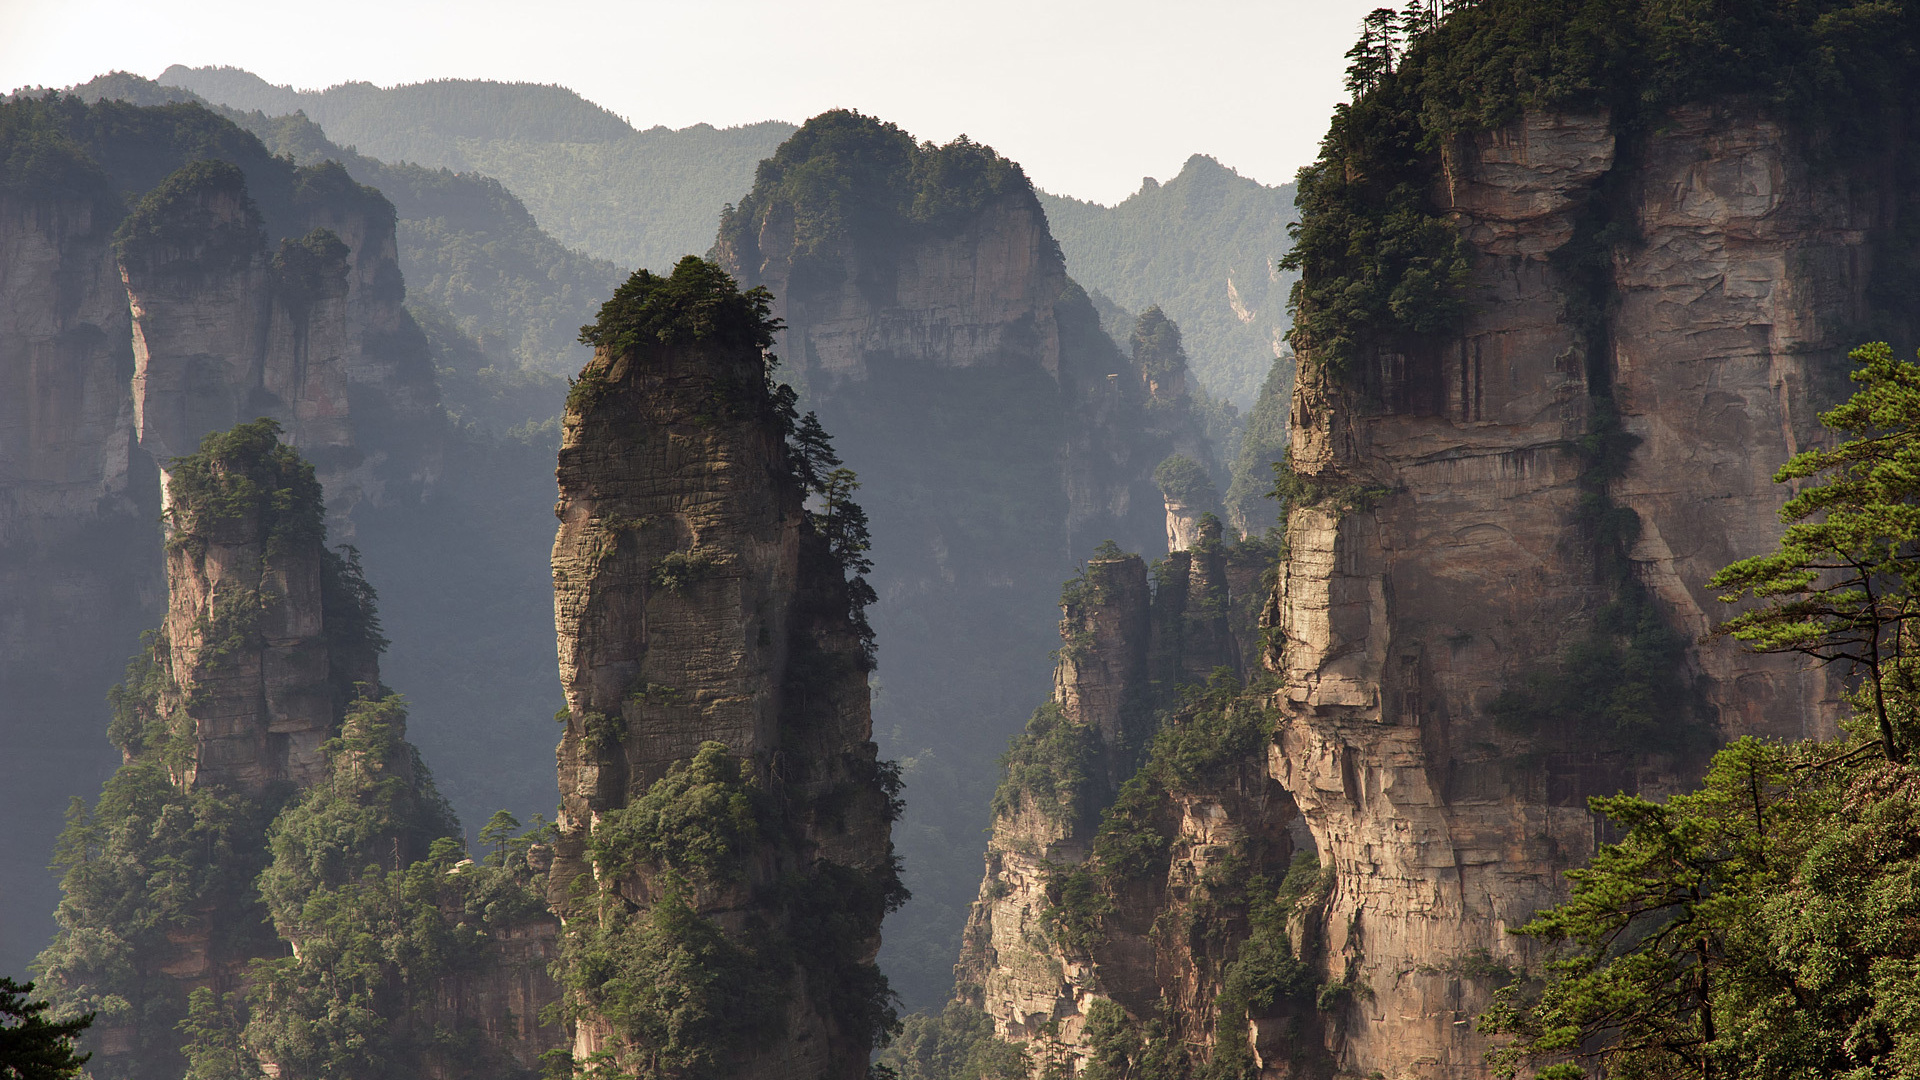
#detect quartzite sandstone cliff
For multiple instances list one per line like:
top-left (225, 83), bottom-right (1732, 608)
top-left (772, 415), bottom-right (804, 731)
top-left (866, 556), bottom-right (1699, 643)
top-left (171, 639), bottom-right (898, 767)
top-left (1268, 102), bottom-right (1873, 1076)
top-left (957, 93), bottom-right (1906, 1080)
top-left (961, 519), bottom-right (1289, 1076)
top-left (0, 94), bottom-right (443, 972)
top-left (549, 259), bottom-right (900, 1078)
top-left (715, 111), bottom-right (1212, 1005)
top-left (37, 421), bottom-right (560, 1080)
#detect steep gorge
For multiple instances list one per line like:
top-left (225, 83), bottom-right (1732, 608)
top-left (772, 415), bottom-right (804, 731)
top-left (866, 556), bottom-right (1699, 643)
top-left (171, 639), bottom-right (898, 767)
top-left (716, 111), bottom-right (1209, 1006)
top-left (0, 93), bottom-right (443, 972)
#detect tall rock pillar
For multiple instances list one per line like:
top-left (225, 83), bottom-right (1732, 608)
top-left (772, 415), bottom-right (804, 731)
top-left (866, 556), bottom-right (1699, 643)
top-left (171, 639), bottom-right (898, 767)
top-left (549, 257), bottom-right (900, 1079)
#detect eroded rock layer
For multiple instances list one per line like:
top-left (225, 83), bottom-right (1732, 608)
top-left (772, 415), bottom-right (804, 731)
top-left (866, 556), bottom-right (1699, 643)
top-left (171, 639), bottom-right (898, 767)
top-left (0, 173), bottom-right (160, 966)
top-left (715, 111), bottom-right (1209, 1006)
top-left (549, 258), bottom-right (899, 1079)
top-left (38, 421), bottom-right (560, 1080)
top-left (960, 522), bottom-right (1290, 1076)
top-left (1269, 102), bottom-right (1886, 1078)
top-left (0, 95), bottom-right (441, 971)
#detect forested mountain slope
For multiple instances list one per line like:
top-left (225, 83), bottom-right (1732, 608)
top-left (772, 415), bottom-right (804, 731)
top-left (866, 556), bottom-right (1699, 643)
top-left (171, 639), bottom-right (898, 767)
top-left (951, 0), bottom-right (1920, 1076)
top-left (160, 65), bottom-right (794, 271)
top-left (1038, 156), bottom-right (1297, 407)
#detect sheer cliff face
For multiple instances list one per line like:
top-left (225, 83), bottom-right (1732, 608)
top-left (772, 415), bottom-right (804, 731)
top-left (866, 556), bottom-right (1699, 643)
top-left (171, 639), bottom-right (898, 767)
top-left (0, 188), bottom-right (161, 968)
top-left (1273, 104), bottom-right (1872, 1077)
top-left (122, 161), bottom-right (438, 535)
top-left (152, 425), bottom-right (379, 793)
top-left (716, 112), bottom-right (1192, 1006)
top-left (961, 534), bottom-right (1280, 1075)
top-left (550, 263), bottom-right (897, 1079)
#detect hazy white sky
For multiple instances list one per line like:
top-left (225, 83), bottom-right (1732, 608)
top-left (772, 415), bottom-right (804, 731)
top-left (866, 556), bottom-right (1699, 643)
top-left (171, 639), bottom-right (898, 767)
top-left (1, 0), bottom-right (1382, 205)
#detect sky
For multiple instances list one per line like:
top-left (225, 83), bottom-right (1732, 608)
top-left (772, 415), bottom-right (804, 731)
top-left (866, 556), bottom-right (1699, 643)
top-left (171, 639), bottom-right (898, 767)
top-left (0, 0), bottom-right (1384, 205)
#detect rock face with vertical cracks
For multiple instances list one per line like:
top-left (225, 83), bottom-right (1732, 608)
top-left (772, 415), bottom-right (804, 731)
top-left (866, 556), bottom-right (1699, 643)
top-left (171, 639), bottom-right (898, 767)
top-left (1270, 103), bottom-right (1883, 1077)
top-left (120, 158), bottom-right (439, 536)
top-left (959, 522), bottom-right (1290, 1075)
top-left (0, 173), bottom-right (162, 966)
top-left (0, 97), bottom-right (442, 973)
top-left (150, 420), bottom-right (381, 793)
top-left (550, 259), bottom-right (899, 1079)
top-left (714, 111), bottom-right (1204, 1006)
top-left (40, 421), bottom-right (561, 1080)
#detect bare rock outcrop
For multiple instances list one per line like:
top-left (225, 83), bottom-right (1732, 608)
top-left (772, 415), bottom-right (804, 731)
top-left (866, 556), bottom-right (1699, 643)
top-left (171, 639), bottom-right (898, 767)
top-left (549, 258), bottom-right (900, 1079)
top-left (0, 171), bottom-right (162, 966)
top-left (120, 158), bottom-right (439, 535)
top-left (960, 527), bottom-right (1287, 1076)
top-left (144, 419), bottom-right (381, 792)
top-left (1268, 101), bottom-right (1876, 1078)
top-left (714, 113), bottom-right (1212, 1005)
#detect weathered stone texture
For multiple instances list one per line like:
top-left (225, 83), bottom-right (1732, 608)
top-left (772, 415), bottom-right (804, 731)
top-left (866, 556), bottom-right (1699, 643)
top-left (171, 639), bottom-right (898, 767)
top-left (551, 313), bottom-right (893, 1079)
top-left (0, 192), bottom-right (160, 968)
top-left (963, 538), bottom-right (1284, 1076)
top-left (123, 166), bottom-right (437, 537)
top-left (1269, 104), bottom-right (1868, 1078)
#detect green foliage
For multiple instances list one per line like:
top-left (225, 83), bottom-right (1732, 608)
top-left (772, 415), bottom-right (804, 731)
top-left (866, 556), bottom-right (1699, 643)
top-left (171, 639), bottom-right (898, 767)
top-left (556, 886), bottom-right (783, 1080)
top-left (648, 548), bottom-right (720, 594)
top-left (558, 737), bottom-right (905, 1078)
top-left (1483, 340), bottom-right (1920, 1078)
top-left (1480, 737), bottom-right (1872, 1079)
top-left (257, 694), bottom-right (460, 919)
top-left (177, 989), bottom-right (259, 1080)
top-left (1038, 864), bottom-right (1112, 954)
top-left (243, 696), bottom-right (540, 1080)
top-left (990, 703), bottom-right (1101, 827)
top-left (1037, 156), bottom-right (1298, 407)
top-left (1222, 355), bottom-right (1296, 534)
top-left (1154, 455), bottom-right (1218, 508)
top-left (1280, 52), bottom-right (1469, 375)
top-left (113, 158), bottom-right (264, 276)
top-left (1078, 998), bottom-right (1189, 1080)
top-left (267, 227), bottom-right (348, 305)
top-left (1486, 587), bottom-right (1695, 752)
top-left (245, 841), bottom-right (544, 1080)
top-left (1712, 343), bottom-right (1920, 763)
top-left (718, 110), bottom-right (1030, 281)
top-left (34, 764), bottom-right (286, 1080)
top-left (589, 743), bottom-right (759, 883)
top-left (0, 95), bottom-right (117, 210)
top-left (1265, 449), bottom-right (1391, 514)
top-left (0, 977), bottom-right (93, 1080)
top-left (577, 254), bottom-right (780, 360)
top-left (1026, 671), bottom-right (1278, 959)
top-left (319, 544), bottom-right (389, 661)
top-left (785, 415), bottom-right (881, 667)
top-left (163, 419), bottom-right (324, 558)
top-left (1131, 307), bottom-right (1189, 386)
top-left (872, 1002), bottom-right (1029, 1080)
top-left (1284, 0), bottom-right (1920, 382)
top-left (1135, 671), bottom-right (1275, 795)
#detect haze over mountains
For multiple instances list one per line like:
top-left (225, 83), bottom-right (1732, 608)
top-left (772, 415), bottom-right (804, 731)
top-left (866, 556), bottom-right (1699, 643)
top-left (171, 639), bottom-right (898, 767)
top-left (159, 65), bottom-right (1297, 408)
top-left (1, 66), bottom-right (1300, 1006)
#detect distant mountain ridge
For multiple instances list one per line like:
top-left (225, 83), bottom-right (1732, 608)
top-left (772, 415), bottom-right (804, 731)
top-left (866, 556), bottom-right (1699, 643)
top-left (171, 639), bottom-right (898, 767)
top-left (161, 64), bottom-right (795, 272)
top-left (1039, 156), bottom-right (1299, 407)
